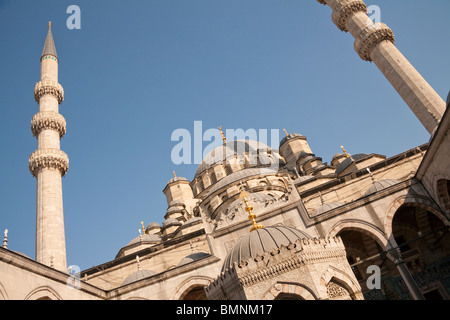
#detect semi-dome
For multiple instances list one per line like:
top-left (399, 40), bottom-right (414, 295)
top-left (194, 140), bottom-right (274, 178)
top-left (221, 226), bottom-right (309, 272)
top-left (122, 270), bottom-right (157, 286)
top-left (365, 179), bottom-right (400, 196)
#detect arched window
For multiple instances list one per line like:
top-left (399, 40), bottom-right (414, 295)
top-left (436, 179), bottom-right (450, 211)
top-left (210, 171), bottom-right (217, 184)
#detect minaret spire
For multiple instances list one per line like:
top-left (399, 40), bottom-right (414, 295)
top-left (29, 23), bottom-right (68, 271)
top-left (41, 21), bottom-right (58, 61)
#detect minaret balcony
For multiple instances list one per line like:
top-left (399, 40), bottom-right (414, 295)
top-left (31, 111), bottom-right (66, 138)
top-left (29, 148), bottom-right (69, 177)
top-left (354, 23), bottom-right (395, 61)
top-left (34, 80), bottom-right (64, 104)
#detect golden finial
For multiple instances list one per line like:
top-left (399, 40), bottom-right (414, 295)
top-left (341, 145), bottom-right (350, 158)
top-left (283, 129), bottom-right (289, 137)
top-left (173, 171), bottom-right (176, 178)
top-left (49, 21), bottom-right (52, 30)
top-left (239, 191), bottom-right (263, 232)
top-left (218, 126), bottom-right (226, 143)
top-left (141, 221), bottom-right (146, 235)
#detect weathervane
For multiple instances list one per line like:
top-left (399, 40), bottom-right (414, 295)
top-left (239, 191), bottom-right (263, 232)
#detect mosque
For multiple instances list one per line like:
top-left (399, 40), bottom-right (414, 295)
top-left (1, 0), bottom-right (449, 300)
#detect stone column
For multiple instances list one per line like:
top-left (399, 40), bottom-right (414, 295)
top-left (317, 0), bottom-right (446, 134)
top-left (29, 25), bottom-right (69, 272)
top-left (386, 246), bottom-right (425, 300)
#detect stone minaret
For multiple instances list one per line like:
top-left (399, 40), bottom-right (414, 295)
top-left (317, 0), bottom-right (446, 134)
top-left (29, 22), bottom-right (69, 271)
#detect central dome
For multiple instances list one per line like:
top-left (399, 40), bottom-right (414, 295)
top-left (221, 226), bottom-right (309, 272)
top-left (195, 140), bottom-right (273, 178)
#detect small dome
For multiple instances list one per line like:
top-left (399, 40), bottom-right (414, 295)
top-left (127, 234), bottom-right (162, 246)
top-left (331, 153), bottom-right (346, 166)
top-left (168, 200), bottom-right (186, 207)
top-left (166, 206), bottom-right (184, 215)
top-left (332, 153), bottom-right (343, 160)
top-left (280, 133), bottom-right (306, 147)
top-left (365, 179), bottom-right (400, 196)
top-left (122, 270), bottom-right (157, 285)
top-left (167, 176), bottom-right (189, 184)
top-left (195, 140), bottom-right (273, 178)
top-left (222, 226), bottom-right (309, 272)
top-left (162, 218), bottom-right (182, 228)
top-left (336, 153), bottom-right (369, 175)
top-left (314, 202), bottom-right (343, 215)
top-left (177, 252), bottom-right (210, 266)
top-left (146, 222), bottom-right (161, 230)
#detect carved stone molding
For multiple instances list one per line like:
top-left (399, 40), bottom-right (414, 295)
top-left (354, 23), bottom-right (395, 61)
top-left (29, 148), bottom-right (69, 177)
top-left (31, 112), bottom-right (66, 138)
top-left (34, 80), bottom-right (64, 104)
top-left (331, 0), bottom-right (368, 31)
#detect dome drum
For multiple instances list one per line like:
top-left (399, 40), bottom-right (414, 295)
top-left (192, 140), bottom-right (284, 197)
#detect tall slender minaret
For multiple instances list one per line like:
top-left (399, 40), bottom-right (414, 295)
top-left (29, 22), bottom-right (69, 272)
top-left (317, 0), bottom-right (446, 134)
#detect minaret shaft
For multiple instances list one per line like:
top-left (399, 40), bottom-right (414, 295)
top-left (318, 0), bottom-right (446, 134)
top-left (30, 24), bottom-right (68, 272)
top-left (35, 168), bottom-right (66, 268)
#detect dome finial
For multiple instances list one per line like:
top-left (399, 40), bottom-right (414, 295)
top-left (341, 145), bottom-right (350, 158)
top-left (218, 126), bottom-right (226, 143)
top-left (141, 221), bottom-right (146, 235)
top-left (48, 21), bottom-right (51, 30)
top-left (283, 129), bottom-right (289, 137)
top-left (239, 191), bottom-right (263, 232)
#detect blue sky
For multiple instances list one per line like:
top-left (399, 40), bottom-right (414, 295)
top-left (0, 0), bottom-right (448, 271)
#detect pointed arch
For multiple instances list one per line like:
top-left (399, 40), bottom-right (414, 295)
top-left (24, 286), bottom-right (62, 300)
top-left (319, 266), bottom-right (363, 300)
top-left (384, 195), bottom-right (449, 240)
top-left (171, 276), bottom-right (214, 300)
top-left (326, 219), bottom-right (389, 249)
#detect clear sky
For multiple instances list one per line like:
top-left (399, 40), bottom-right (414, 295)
top-left (0, 0), bottom-right (448, 271)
